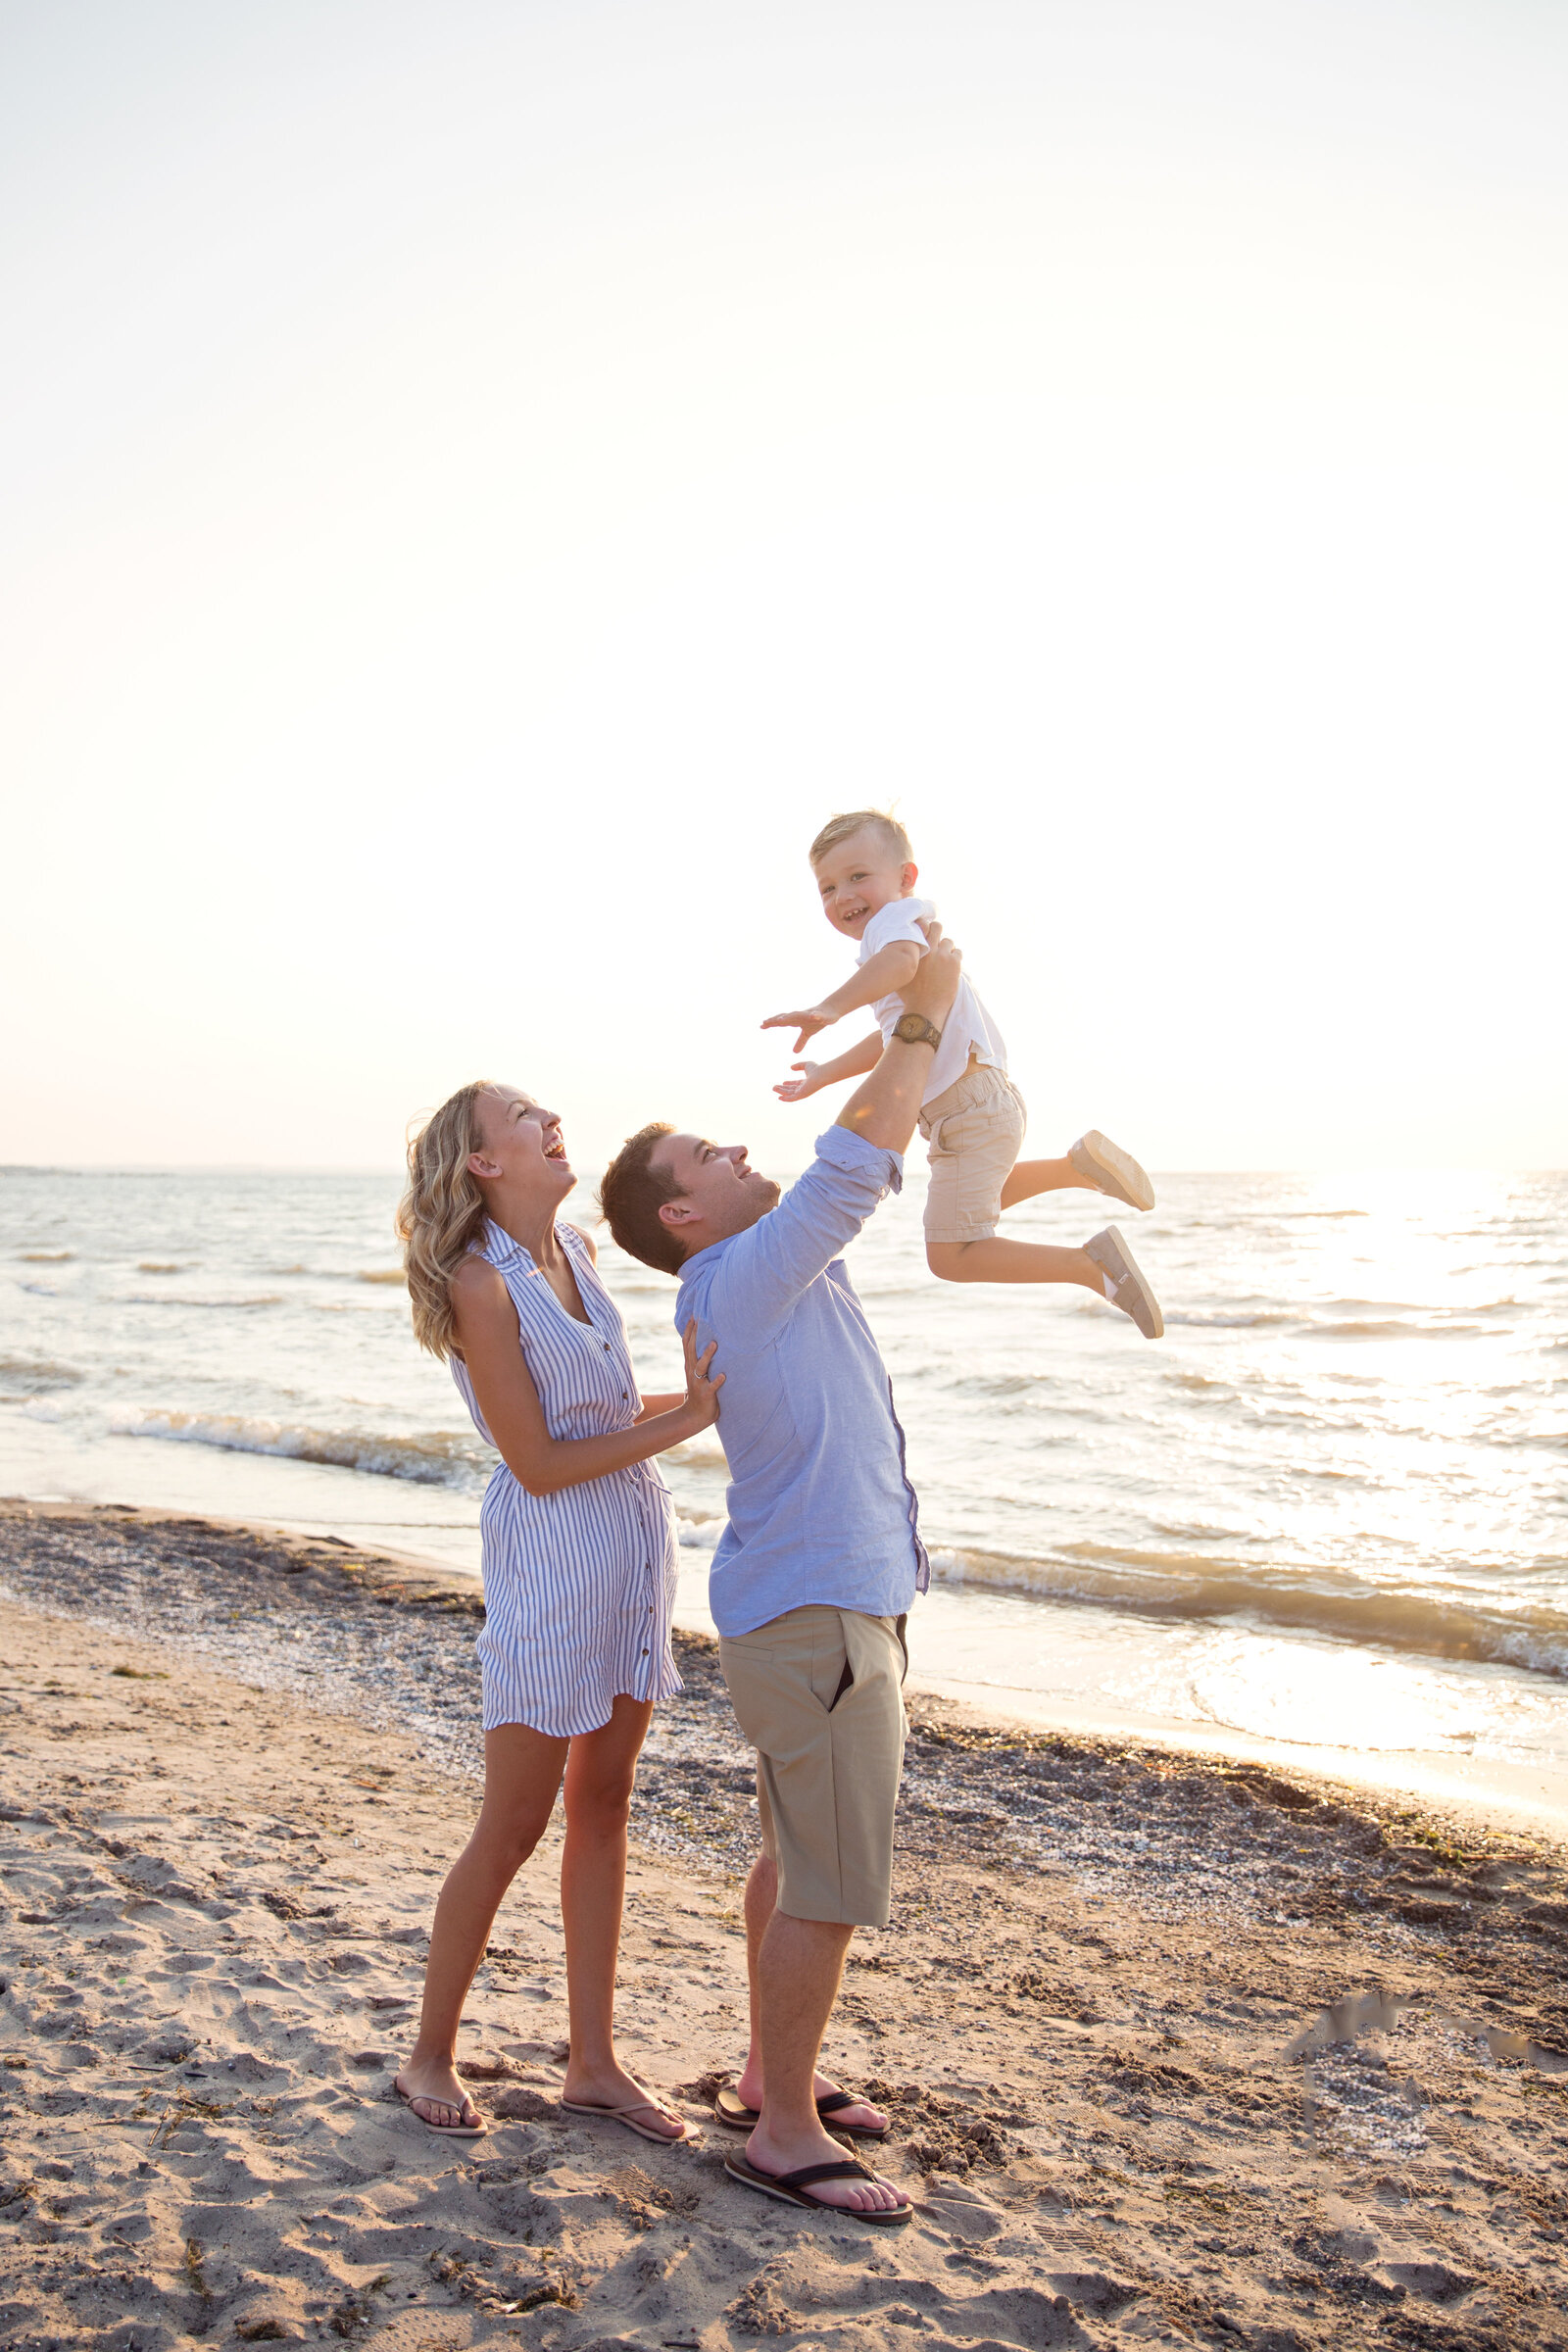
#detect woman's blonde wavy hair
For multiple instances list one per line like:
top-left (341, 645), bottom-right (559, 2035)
top-left (396, 1080), bottom-right (495, 1360)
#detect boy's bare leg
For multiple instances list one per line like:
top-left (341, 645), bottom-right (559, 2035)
top-left (926, 1238), bottom-right (1106, 1287)
top-left (998, 1154), bottom-right (1103, 1209)
top-left (732, 1853), bottom-right (888, 2132)
top-left (998, 1154), bottom-right (1101, 1209)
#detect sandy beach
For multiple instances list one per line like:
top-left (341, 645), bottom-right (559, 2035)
top-left (3, 1502), bottom-right (1568, 2352)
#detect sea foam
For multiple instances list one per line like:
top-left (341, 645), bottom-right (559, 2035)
top-left (112, 1407), bottom-right (492, 1490)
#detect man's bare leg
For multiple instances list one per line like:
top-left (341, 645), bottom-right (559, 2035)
top-left (743, 1908), bottom-right (906, 2215)
top-left (732, 1854), bottom-right (887, 2133)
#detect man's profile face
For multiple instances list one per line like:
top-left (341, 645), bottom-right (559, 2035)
top-left (650, 1132), bottom-right (781, 1254)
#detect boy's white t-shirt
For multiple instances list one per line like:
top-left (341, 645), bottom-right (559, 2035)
top-left (858, 896), bottom-right (1007, 1106)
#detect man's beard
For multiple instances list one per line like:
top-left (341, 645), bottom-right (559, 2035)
top-left (740, 1175), bottom-right (783, 1225)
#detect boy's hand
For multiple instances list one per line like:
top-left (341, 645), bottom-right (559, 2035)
top-left (761, 1004), bottom-right (836, 1054)
top-left (774, 1061), bottom-right (822, 1102)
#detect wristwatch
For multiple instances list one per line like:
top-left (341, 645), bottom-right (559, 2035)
top-left (892, 1012), bottom-right (943, 1050)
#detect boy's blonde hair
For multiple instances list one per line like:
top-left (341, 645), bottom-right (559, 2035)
top-left (808, 808), bottom-right (912, 867)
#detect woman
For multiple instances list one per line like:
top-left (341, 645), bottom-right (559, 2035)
top-left (392, 1079), bottom-right (722, 2142)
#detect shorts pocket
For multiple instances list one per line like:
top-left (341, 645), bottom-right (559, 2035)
top-left (933, 1102), bottom-right (1014, 1158)
top-left (810, 1622), bottom-right (854, 1713)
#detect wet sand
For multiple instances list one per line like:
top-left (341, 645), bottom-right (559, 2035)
top-left (896, 1669), bottom-right (1568, 1849)
top-left (2, 1500), bottom-right (1568, 2351)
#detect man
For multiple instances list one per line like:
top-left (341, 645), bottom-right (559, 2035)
top-left (598, 929), bottom-right (963, 2225)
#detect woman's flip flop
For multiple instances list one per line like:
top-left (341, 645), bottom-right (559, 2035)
top-left (393, 2079), bottom-right (487, 2137)
top-left (560, 2092), bottom-right (696, 2146)
top-left (724, 2149), bottom-right (912, 2225)
top-left (712, 2083), bottom-right (890, 2138)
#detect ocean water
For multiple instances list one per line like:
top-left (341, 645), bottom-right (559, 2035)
top-left (2, 1164), bottom-right (1565, 1777)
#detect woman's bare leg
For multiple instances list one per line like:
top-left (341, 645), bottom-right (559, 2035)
top-left (396, 1723), bottom-right (568, 2125)
top-left (557, 1696), bottom-right (685, 2137)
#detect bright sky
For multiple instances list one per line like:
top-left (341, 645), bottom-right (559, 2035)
top-left (4, 0), bottom-right (1565, 1172)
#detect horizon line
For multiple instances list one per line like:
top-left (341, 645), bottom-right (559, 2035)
top-left (3, 1162), bottom-right (1565, 1180)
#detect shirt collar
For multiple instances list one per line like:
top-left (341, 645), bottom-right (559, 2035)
top-left (676, 1232), bottom-right (735, 1288)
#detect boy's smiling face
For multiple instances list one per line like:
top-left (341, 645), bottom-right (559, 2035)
top-left (812, 825), bottom-right (918, 942)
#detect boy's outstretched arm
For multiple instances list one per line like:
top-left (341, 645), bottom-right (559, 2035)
top-left (774, 1030), bottom-right (882, 1102)
top-left (761, 940), bottom-right (923, 1054)
top-left (837, 928), bottom-right (961, 1154)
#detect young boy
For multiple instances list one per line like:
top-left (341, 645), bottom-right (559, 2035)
top-left (762, 809), bottom-right (1163, 1337)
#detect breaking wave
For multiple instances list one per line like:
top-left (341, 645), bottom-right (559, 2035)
top-left (107, 1404), bottom-right (722, 1493)
top-left (0, 1355), bottom-right (83, 1388)
top-left (925, 1542), bottom-right (1568, 1681)
top-left (120, 1293), bottom-right (283, 1310)
top-left (111, 1408), bottom-right (493, 1490)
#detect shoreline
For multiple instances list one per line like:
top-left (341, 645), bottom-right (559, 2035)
top-left (898, 1671), bottom-right (1568, 1848)
top-left (8, 1488), bottom-right (1561, 1848)
top-left (4, 1500), bottom-right (1568, 2348)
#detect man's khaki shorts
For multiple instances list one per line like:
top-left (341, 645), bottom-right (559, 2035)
top-left (918, 1061), bottom-right (1027, 1244)
top-left (717, 1604), bottom-right (907, 1929)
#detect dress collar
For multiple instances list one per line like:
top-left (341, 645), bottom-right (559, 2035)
top-left (479, 1217), bottom-right (536, 1269)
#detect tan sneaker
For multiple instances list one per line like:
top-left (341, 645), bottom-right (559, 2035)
top-left (1068, 1131), bottom-right (1155, 1212)
top-left (1084, 1226), bottom-right (1164, 1339)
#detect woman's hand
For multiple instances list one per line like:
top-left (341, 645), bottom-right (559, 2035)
top-left (680, 1318), bottom-right (724, 1430)
top-left (774, 1060), bottom-right (822, 1102)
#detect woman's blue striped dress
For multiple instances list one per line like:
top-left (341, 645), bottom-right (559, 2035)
top-left (450, 1218), bottom-right (682, 1738)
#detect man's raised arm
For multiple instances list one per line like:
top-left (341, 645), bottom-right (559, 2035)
top-left (695, 932), bottom-right (963, 1348)
top-left (836, 926), bottom-right (963, 1155)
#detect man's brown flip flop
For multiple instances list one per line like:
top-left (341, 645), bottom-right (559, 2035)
top-left (712, 2083), bottom-right (889, 2138)
top-left (724, 2150), bottom-right (912, 2225)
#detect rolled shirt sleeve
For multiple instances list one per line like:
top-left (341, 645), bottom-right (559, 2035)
top-left (699, 1128), bottom-right (904, 1348)
top-left (673, 1125), bottom-right (926, 1634)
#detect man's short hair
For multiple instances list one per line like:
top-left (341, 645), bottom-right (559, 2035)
top-left (808, 808), bottom-right (913, 867)
top-left (598, 1123), bottom-right (686, 1276)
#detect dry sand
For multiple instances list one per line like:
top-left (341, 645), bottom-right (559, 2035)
top-left (2, 1499), bottom-right (1567, 2352)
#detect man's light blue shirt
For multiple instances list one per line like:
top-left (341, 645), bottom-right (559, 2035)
top-left (673, 1126), bottom-right (929, 1640)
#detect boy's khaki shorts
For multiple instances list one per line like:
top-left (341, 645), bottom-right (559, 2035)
top-left (717, 1604), bottom-right (907, 1929)
top-left (918, 1061), bottom-right (1027, 1244)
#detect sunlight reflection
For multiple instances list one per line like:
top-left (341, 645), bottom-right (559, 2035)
top-left (1187, 1631), bottom-right (1556, 1755)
